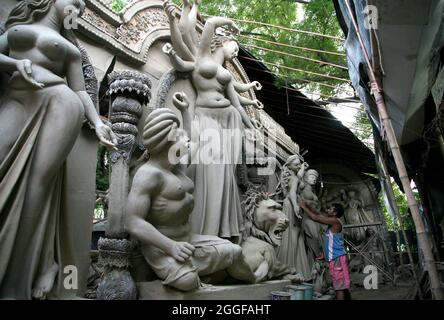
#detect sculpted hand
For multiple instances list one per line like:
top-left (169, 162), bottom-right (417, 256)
top-left (168, 241), bottom-right (195, 262)
top-left (95, 122), bottom-right (118, 149)
top-left (227, 21), bottom-right (240, 35)
top-left (252, 81), bottom-right (262, 91)
top-left (163, 0), bottom-right (176, 20)
top-left (162, 43), bottom-right (177, 57)
top-left (172, 91), bottom-right (189, 112)
top-left (16, 59), bottom-right (45, 89)
top-left (253, 99), bottom-right (264, 109)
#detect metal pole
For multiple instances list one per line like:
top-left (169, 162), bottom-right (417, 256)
top-left (344, 0), bottom-right (443, 300)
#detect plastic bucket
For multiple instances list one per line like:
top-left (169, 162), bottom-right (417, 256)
top-left (270, 291), bottom-right (292, 300)
top-left (286, 285), bottom-right (306, 300)
top-left (301, 283), bottom-right (314, 300)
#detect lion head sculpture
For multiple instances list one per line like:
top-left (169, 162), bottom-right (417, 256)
top-left (228, 185), bottom-right (297, 284)
top-left (243, 185), bottom-right (289, 247)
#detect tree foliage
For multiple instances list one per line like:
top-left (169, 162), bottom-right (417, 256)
top-left (112, 0), bottom-right (128, 12)
top-left (379, 182), bottom-right (416, 231)
top-left (351, 108), bottom-right (374, 151)
top-left (96, 145), bottom-right (110, 192)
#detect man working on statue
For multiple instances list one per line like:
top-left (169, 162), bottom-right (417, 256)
top-left (299, 200), bottom-right (351, 300)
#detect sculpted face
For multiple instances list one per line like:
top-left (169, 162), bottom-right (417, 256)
top-left (255, 199), bottom-right (289, 247)
top-left (306, 173), bottom-right (317, 186)
top-left (168, 129), bottom-right (190, 163)
top-left (287, 157), bottom-right (301, 171)
top-left (223, 41), bottom-right (239, 61)
top-left (54, 0), bottom-right (85, 20)
top-left (175, 130), bottom-right (190, 151)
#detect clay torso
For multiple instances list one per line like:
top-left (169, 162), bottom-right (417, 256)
top-left (7, 25), bottom-right (78, 86)
top-left (192, 56), bottom-right (231, 108)
top-left (300, 185), bottom-right (319, 208)
top-left (144, 165), bottom-right (194, 238)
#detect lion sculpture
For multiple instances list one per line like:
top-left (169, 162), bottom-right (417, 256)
top-left (228, 186), bottom-right (304, 283)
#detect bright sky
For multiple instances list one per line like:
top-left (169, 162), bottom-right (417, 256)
top-left (300, 90), bottom-right (360, 128)
top-left (329, 103), bottom-right (360, 127)
top-left (296, 3), bottom-right (305, 23)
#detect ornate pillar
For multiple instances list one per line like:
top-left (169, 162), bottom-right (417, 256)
top-left (96, 70), bottom-right (151, 300)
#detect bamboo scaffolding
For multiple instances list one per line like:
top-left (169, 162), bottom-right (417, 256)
top-left (344, 0), bottom-right (443, 299)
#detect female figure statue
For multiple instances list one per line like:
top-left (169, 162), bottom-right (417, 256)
top-left (340, 189), bottom-right (368, 244)
top-left (299, 169), bottom-right (323, 268)
top-left (162, 0), bottom-right (262, 241)
top-left (0, 0), bottom-right (116, 299)
top-left (275, 155), bottom-right (312, 280)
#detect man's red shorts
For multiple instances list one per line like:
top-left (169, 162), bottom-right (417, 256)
top-left (328, 255), bottom-right (351, 291)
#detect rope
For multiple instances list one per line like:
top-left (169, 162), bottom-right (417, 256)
top-left (238, 34), bottom-right (346, 57)
top-left (230, 17), bottom-right (345, 41)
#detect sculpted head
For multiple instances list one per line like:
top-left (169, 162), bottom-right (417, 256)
top-left (143, 108), bottom-right (184, 155)
top-left (255, 199), bottom-right (289, 247)
top-left (6, 0), bottom-right (85, 29)
top-left (244, 187), bottom-right (289, 247)
top-left (285, 154), bottom-right (302, 171)
top-left (348, 190), bottom-right (357, 198)
top-left (304, 169), bottom-right (319, 186)
top-left (211, 36), bottom-right (239, 61)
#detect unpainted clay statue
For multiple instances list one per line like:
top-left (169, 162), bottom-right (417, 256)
top-left (275, 155), bottom-right (312, 280)
top-left (227, 186), bottom-right (304, 283)
top-left (0, 0), bottom-right (116, 299)
top-left (162, 0), bottom-right (263, 241)
top-left (299, 169), bottom-right (323, 263)
top-left (125, 94), bottom-right (256, 291)
top-left (340, 189), bottom-right (371, 244)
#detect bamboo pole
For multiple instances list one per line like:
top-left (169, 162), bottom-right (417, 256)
top-left (343, 221), bottom-right (383, 228)
top-left (377, 150), bottom-right (422, 298)
top-left (344, 0), bottom-right (443, 299)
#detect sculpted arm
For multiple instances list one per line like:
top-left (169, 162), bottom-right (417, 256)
top-left (125, 170), bottom-right (195, 262)
top-left (236, 93), bottom-right (263, 109)
top-left (0, 32), bottom-right (44, 88)
top-left (199, 17), bottom-right (238, 57)
top-left (233, 80), bottom-right (262, 93)
top-left (66, 50), bottom-right (117, 148)
top-left (163, 43), bottom-right (195, 73)
top-left (0, 32), bottom-right (15, 72)
top-left (164, 1), bottom-right (195, 62)
top-left (177, 0), bottom-right (198, 55)
top-left (172, 92), bottom-right (198, 170)
top-left (125, 171), bottom-right (174, 253)
top-left (289, 177), bottom-right (302, 219)
top-left (226, 81), bottom-right (255, 130)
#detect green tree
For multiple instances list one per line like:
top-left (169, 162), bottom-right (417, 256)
top-left (351, 108), bottom-right (374, 151)
top-left (112, 0), bottom-right (128, 12)
top-left (379, 182), bottom-right (416, 231)
top-left (96, 145), bottom-right (110, 191)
